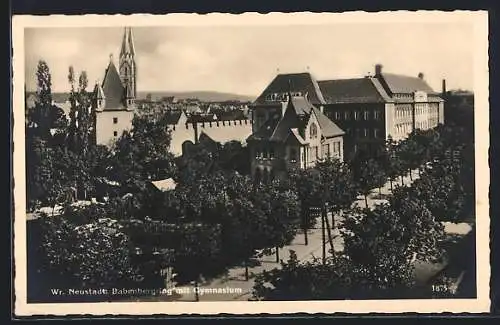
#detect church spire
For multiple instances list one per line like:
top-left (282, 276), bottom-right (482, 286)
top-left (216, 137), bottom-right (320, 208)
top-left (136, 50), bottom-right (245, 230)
top-left (119, 26), bottom-right (136, 102)
top-left (120, 27), bottom-right (135, 57)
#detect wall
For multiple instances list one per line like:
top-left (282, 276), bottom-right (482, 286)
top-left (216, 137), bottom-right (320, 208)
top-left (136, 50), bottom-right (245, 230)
top-left (196, 119), bottom-right (252, 145)
top-left (438, 101), bottom-right (445, 124)
top-left (169, 119), bottom-right (253, 157)
top-left (323, 103), bottom-right (385, 158)
top-left (96, 110), bottom-right (134, 146)
top-left (168, 123), bottom-right (196, 157)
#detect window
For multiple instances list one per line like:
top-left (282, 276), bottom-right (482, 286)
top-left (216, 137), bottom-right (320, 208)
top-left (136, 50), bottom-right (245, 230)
top-left (344, 111), bottom-right (350, 120)
top-left (374, 109), bottom-right (381, 120)
top-left (322, 144), bottom-right (331, 158)
top-left (363, 110), bottom-right (370, 120)
top-left (331, 142), bottom-right (341, 157)
top-left (334, 111), bottom-right (340, 120)
top-left (355, 128), bottom-right (360, 138)
top-left (310, 123), bottom-right (318, 139)
top-left (113, 131), bottom-right (118, 137)
top-left (354, 111), bottom-right (360, 120)
top-left (113, 117), bottom-right (118, 124)
top-left (374, 128), bottom-right (380, 138)
top-left (290, 148), bottom-right (298, 163)
top-left (315, 146), bottom-right (319, 160)
top-left (256, 148), bottom-right (263, 159)
top-left (364, 128), bottom-right (369, 137)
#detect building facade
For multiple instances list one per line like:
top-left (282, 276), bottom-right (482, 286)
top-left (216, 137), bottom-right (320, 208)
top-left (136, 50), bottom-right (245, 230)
top-left (320, 64), bottom-right (444, 157)
top-left (248, 91), bottom-right (344, 181)
top-left (250, 65), bottom-right (445, 161)
top-left (93, 27), bottom-right (137, 147)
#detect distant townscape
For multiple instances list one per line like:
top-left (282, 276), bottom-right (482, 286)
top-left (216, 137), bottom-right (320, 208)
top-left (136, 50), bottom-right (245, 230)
top-left (25, 27), bottom-right (476, 304)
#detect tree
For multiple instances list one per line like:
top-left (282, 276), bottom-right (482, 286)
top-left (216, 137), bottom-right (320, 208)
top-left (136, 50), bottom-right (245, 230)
top-left (253, 251), bottom-right (366, 300)
top-left (341, 198), bottom-right (444, 294)
top-left (218, 140), bottom-right (251, 175)
top-left (351, 156), bottom-right (380, 208)
top-left (110, 112), bottom-right (177, 195)
top-left (288, 167), bottom-right (320, 245)
top-left (27, 60), bottom-right (53, 139)
top-left (382, 137), bottom-right (402, 191)
top-left (35, 214), bottom-right (141, 297)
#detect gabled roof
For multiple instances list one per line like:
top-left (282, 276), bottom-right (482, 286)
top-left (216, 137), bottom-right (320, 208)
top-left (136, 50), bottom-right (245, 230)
top-left (164, 110), bottom-right (183, 125)
top-left (318, 78), bottom-right (392, 104)
top-left (247, 112), bottom-right (281, 142)
top-left (254, 73), bottom-right (326, 105)
top-left (248, 94), bottom-right (344, 144)
top-left (101, 60), bottom-right (125, 109)
top-left (269, 98), bottom-right (306, 142)
top-left (311, 107), bottom-right (345, 138)
top-left (378, 73), bottom-right (436, 94)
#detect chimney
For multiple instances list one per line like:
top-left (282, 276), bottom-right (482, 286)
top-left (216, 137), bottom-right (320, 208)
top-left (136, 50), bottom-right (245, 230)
top-left (375, 64), bottom-right (383, 76)
top-left (418, 72), bottom-right (424, 79)
top-left (442, 79), bottom-right (447, 95)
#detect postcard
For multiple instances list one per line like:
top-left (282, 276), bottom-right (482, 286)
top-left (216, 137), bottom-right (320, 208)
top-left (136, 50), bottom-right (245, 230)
top-left (12, 11), bottom-right (490, 316)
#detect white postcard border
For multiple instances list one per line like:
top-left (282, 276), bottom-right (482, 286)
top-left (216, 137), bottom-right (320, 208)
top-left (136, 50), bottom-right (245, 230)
top-left (12, 11), bottom-right (490, 316)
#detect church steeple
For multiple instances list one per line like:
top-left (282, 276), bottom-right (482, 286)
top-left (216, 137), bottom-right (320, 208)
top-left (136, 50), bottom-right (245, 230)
top-left (119, 27), bottom-right (136, 103)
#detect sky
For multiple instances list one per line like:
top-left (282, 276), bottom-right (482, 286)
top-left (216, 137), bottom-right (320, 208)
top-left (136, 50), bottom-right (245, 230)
top-left (24, 23), bottom-right (474, 97)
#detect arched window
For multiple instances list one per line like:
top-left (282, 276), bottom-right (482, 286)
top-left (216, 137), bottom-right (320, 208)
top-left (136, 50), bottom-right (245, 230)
top-left (310, 123), bottom-right (318, 139)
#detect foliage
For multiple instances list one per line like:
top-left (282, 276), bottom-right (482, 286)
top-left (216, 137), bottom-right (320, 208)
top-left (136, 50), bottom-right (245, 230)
top-left (36, 215), bottom-right (140, 290)
top-left (110, 112), bottom-right (177, 193)
top-left (350, 156), bottom-right (383, 206)
top-left (253, 251), bottom-right (363, 300)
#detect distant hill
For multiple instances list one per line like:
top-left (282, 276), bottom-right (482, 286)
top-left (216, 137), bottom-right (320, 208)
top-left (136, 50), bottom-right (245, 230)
top-left (137, 91), bottom-right (256, 103)
top-left (26, 91), bottom-right (257, 103)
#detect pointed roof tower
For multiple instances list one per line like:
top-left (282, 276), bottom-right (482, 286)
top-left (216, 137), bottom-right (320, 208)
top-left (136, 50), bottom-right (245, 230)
top-left (120, 27), bottom-right (136, 57)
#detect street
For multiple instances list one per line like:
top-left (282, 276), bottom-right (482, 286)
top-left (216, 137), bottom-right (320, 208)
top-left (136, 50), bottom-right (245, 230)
top-left (171, 169), bottom-right (421, 302)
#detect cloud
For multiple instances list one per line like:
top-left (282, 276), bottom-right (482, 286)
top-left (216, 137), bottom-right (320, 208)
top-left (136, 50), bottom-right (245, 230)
top-left (24, 23), bottom-right (475, 95)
